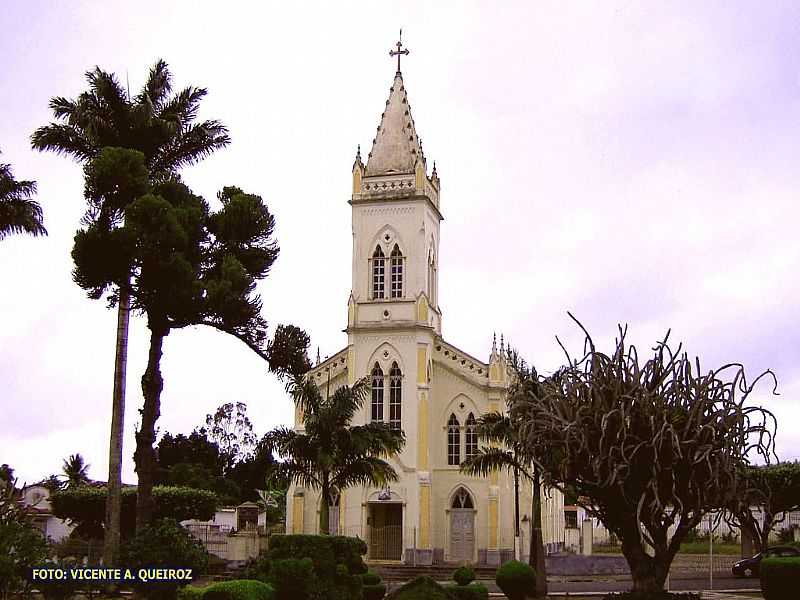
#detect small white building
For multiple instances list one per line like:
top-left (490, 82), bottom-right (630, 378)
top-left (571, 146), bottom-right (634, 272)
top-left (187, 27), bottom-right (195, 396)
top-left (19, 484), bottom-right (74, 543)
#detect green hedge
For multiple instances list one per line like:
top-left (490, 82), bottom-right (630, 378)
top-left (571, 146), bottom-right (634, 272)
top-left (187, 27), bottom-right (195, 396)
top-left (444, 583), bottom-right (489, 600)
top-left (452, 566), bottom-right (475, 586)
top-left (51, 485), bottom-right (217, 539)
top-left (761, 557), bottom-right (800, 600)
top-left (247, 535), bottom-right (367, 600)
top-left (386, 576), bottom-right (450, 600)
top-left (363, 583), bottom-right (387, 600)
top-left (178, 580), bottom-right (274, 600)
top-left (495, 561), bottom-right (536, 600)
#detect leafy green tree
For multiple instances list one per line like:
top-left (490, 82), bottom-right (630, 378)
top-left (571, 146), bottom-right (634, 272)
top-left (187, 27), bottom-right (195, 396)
top-left (729, 462), bottom-right (800, 553)
top-left (510, 316), bottom-right (778, 594)
top-left (61, 453), bottom-right (91, 488)
top-left (156, 430), bottom-right (227, 479)
top-left (73, 151), bottom-right (308, 530)
top-left (205, 402), bottom-right (257, 464)
top-left (0, 474), bottom-right (48, 600)
top-left (0, 151), bottom-right (45, 240)
top-left (227, 434), bottom-right (281, 502)
top-left (32, 59), bottom-right (230, 568)
top-left (266, 377), bottom-right (405, 534)
top-left (0, 466), bottom-right (13, 491)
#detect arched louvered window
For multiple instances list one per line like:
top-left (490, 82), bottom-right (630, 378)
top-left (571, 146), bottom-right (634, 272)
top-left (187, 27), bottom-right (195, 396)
top-left (427, 249), bottom-right (436, 305)
top-left (372, 246), bottom-right (385, 299)
top-left (371, 363), bottom-right (384, 422)
top-left (447, 413), bottom-right (461, 466)
top-left (390, 245), bottom-right (404, 298)
top-left (389, 362), bottom-right (402, 430)
top-left (465, 413), bottom-right (478, 460)
top-left (452, 487), bottom-right (474, 509)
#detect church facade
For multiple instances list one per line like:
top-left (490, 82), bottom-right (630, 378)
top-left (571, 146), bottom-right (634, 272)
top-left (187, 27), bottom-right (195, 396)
top-left (285, 49), bottom-right (564, 565)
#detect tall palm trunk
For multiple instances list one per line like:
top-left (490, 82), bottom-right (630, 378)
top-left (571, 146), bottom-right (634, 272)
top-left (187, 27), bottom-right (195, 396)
top-left (134, 326), bottom-right (166, 531)
top-left (319, 478), bottom-right (331, 535)
top-left (529, 467), bottom-right (547, 597)
top-left (103, 288), bottom-right (130, 564)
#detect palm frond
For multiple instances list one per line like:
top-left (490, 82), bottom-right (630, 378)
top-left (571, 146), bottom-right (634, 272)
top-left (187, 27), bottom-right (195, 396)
top-left (30, 124), bottom-right (97, 161)
top-left (150, 120), bottom-right (230, 174)
top-left (331, 456), bottom-right (398, 490)
top-left (460, 447), bottom-right (532, 481)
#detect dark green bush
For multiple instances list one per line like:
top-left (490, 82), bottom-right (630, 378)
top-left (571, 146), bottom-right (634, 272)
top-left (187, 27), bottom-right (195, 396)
top-left (362, 571), bottom-right (382, 586)
top-left (257, 534), bottom-right (367, 600)
top-left (37, 559), bottom-right (81, 600)
top-left (121, 518), bottom-right (208, 600)
top-left (386, 576), bottom-right (450, 600)
top-left (444, 583), bottom-right (488, 600)
top-left (363, 583), bottom-right (387, 600)
top-left (495, 560), bottom-right (535, 600)
top-left (760, 556), bottom-right (800, 600)
top-left (177, 580), bottom-right (274, 600)
top-left (452, 566), bottom-right (475, 586)
top-left (269, 558), bottom-right (315, 600)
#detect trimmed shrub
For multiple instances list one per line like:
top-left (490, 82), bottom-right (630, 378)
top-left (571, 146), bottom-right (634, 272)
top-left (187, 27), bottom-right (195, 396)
top-left (495, 560), bottom-right (535, 600)
top-left (363, 583), bottom-right (387, 600)
top-left (386, 576), bottom-right (450, 600)
top-left (269, 558), bottom-right (315, 600)
top-left (256, 534), bottom-right (367, 600)
top-left (444, 583), bottom-right (489, 600)
top-left (121, 518), bottom-right (208, 600)
top-left (177, 580), bottom-right (274, 600)
top-left (761, 556), bottom-right (800, 600)
top-left (452, 566), bottom-right (475, 586)
top-left (362, 570), bottom-right (386, 600)
top-left (37, 559), bottom-right (81, 600)
top-left (362, 571), bottom-right (382, 586)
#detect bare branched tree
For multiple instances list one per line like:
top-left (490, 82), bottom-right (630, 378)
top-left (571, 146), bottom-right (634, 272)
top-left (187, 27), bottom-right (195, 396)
top-left (510, 314), bottom-right (778, 594)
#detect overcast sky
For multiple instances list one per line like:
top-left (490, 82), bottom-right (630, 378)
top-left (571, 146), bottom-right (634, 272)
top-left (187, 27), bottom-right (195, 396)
top-left (2, 1), bottom-right (798, 485)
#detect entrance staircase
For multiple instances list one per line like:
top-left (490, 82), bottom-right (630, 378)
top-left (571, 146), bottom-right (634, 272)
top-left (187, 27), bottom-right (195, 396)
top-left (369, 563), bottom-right (497, 583)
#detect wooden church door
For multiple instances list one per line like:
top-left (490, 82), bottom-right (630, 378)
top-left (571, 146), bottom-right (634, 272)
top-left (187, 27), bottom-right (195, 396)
top-left (449, 487), bottom-right (475, 562)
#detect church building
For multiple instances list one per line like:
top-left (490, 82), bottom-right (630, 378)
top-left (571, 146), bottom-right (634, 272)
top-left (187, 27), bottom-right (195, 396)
top-left (285, 38), bottom-right (565, 565)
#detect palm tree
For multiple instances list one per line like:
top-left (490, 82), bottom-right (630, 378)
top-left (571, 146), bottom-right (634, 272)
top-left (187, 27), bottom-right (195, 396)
top-left (266, 376), bottom-right (405, 535)
top-left (62, 453), bottom-right (91, 488)
top-left (0, 152), bottom-right (46, 240)
top-left (31, 60), bottom-right (230, 566)
top-left (460, 360), bottom-right (551, 598)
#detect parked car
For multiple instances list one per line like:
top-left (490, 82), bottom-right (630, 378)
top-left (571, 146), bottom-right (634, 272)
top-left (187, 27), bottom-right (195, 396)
top-left (731, 545), bottom-right (800, 577)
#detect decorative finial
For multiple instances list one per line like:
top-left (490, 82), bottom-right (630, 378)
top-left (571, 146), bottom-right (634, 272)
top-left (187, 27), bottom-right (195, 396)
top-left (500, 333), bottom-right (505, 353)
top-left (316, 347), bottom-right (320, 365)
top-left (492, 332), bottom-right (497, 354)
top-left (432, 160), bottom-right (437, 176)
top-left (389, 29), bottom-right (410, 74)
top-left (355, 144), bottom-right (362, 164)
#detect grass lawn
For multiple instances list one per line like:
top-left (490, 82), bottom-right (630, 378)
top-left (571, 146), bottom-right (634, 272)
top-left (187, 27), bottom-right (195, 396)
top-left (594, 542), bottom-right (742, 555)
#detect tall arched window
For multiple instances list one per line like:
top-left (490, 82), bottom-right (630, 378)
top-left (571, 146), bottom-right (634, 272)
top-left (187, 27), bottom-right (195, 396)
top-left (452, 487), bottom-right (474, 509)
top-left (390, 245), bottom-right (404, 298)
top-left (447, 413), bottom-right (461, 466)
top-left (371, 363), bottom-right (384, 422)
top-left (427, 249), bottom-right (436, 305)
top-left (465, 413), bottom-right (478, 460)
top-left (389, 362), bottom-right (402, 430)
top-left (372, 246), bottom-right (385, 299)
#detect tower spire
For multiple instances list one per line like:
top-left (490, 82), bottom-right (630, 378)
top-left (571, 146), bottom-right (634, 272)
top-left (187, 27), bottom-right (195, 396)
top-left (389, 29), bottom-right (410, 74)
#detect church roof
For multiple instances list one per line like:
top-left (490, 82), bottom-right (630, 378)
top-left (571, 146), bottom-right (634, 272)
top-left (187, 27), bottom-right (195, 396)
top-left (365, 73), bottom-right (424, 176)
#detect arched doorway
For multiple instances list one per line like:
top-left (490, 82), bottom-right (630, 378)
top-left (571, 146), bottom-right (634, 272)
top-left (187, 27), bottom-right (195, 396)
top-left (449, 487), bottom-right (475, 563)
top-left (329, 491), bottom-right (340, 535)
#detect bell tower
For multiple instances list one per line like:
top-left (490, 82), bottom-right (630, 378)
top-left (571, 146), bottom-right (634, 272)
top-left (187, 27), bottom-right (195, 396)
top-left (348, 38), bottom-right (442, 336)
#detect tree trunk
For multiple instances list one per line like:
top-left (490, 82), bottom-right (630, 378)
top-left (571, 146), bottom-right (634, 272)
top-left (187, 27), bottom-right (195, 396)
top-left (134, 325), bottom-right (166, 531)
top-left (621, 533), bottom-right (670, 594)
top-left (513, 463), bottom-right (520, 559)
top-left (103, 287), bottom-right (130, 567)
top-left (319, 479), bottom-right (330, 535)
top-left (529, 467), bottom-right (547, 597)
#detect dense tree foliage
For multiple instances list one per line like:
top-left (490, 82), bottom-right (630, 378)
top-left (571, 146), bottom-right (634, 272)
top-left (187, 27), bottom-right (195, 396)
top-left (50, 485), bottom-right (217, 540)
top-left (72, 151), bottom-right (309, 529)
top-left (32, 59), bottom-right (232, 568)
top-left (266, 377), bottom-right (405, 534)
top-left (510, 317), bottom-right (778, 594)
top-left (729, 462), bottom-right (800, 553)
top-left (0, 151), bottom-right (45, 240)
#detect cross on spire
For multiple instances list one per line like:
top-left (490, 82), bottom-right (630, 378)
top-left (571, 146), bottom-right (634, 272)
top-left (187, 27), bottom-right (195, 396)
top-left (390, 29), bottom-right (410, 74)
